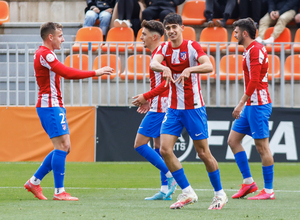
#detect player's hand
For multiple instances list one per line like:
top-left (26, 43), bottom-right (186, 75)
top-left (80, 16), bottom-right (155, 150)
top-left (132, 94), bottom-right (146, 106)
top-left (232, 102), bottom-right (244, 119)
top-left (137, 101), bottom-right (150, 114)
top-left (95, 66), bottom-right (113, 76)
top-left (175, 68), bottom-right (191, 86)
top-left (163, 67), bottom-right (174, 87)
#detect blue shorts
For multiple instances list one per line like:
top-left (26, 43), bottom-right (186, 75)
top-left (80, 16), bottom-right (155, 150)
top-left (232, 103), bottom-right (272, 139)
top-left (161, 107), bottom-right (209, 140)
top-left (138, 111), bottom-right (165, 138)
top-left (36, 107), bottom-right (70, 139)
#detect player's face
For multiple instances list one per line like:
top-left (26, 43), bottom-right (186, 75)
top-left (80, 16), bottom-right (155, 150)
top-left (140, 28), bottom-right (153, 49)
top-left (165, 24), bottom-right (183, 41)
top-left (234, 26), bottom-right (244, 45)
top-left (51, 28), bottom-right (65, 50)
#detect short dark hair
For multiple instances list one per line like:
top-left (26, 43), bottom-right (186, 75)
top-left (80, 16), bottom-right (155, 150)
top-left (233, 18), bottom-right (256, 40)
top-left (163, 13), bottom-right (183, 26)
top-left (141, 20), bottom-right (165, 37)
top-left (40, 22), bottom-right (63, 40)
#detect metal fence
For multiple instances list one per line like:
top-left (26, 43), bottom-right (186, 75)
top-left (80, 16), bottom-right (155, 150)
top-left (0, 41), bottom-right (299, 107)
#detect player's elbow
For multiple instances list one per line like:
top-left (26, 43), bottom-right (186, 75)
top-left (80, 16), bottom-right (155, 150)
top-left (150, 62), bottom-right (156, 71)
top-left (207, 63), bottom-right (213, 73)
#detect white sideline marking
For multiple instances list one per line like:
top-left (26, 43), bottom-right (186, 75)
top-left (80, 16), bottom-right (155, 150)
top-left (1, 186), bottom-right (300, 193)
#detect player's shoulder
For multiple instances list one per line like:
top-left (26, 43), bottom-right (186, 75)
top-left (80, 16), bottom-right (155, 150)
top-left (249, 41), bottom-right (267, 55)
top-left (38, 46), bottom-right (57, 63)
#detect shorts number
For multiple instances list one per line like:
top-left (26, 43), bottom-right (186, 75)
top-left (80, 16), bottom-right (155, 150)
top-left (59, 113), bottom-right (66, 124)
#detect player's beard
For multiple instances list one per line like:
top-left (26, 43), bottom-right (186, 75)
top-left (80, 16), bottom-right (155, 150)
top-left (238, 36), bottom-right (245, 46)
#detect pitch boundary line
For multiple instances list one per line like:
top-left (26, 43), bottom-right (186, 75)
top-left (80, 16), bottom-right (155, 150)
top-left (1, 186), bottom-right (300, 193)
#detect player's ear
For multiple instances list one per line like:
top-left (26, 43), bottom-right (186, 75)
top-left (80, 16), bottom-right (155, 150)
top-left (48, 34), bottom-right (53, 41)
top-left (181, 25), bottom-right (185, 31)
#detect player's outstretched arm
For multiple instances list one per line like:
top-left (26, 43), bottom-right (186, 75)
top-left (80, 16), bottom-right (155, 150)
top-left (52, 62), bottom-right (112, 80)
top-left (95, 66), bottom-right (114, 77)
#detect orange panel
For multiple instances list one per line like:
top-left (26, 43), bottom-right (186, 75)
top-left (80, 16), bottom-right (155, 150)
top-left (0, 106), bottom-right (95, 162)
top-left (264, 27), bottom-right (291, 52)
top-left (199, 27), bottom-right (228, 52)
top-left (182, 0), bottom-right (206, 25)
top-left (0, 1), bottom-right (9, 25)
top-left (72, 27), bottom-right (103, 52)
top-left (284, 54), bottom-right (300, 80)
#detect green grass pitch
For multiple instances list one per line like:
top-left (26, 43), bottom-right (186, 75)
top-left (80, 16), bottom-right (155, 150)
top-left (0, 162), bottom-right (299, 220)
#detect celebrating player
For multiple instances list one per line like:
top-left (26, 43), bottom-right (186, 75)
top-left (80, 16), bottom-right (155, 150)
top-left (151, 13), bottom-right (228, 210)
top-left (132, 20), bottom-right (177, 201)
top-left (228, 17), bottom-right (274, 200)
top-left (24, 22), bottom-right (113, 201)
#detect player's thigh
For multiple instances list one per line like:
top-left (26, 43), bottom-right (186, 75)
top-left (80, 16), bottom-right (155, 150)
top-left (249, 104), bottom-right (272, 139)
top-left (160, 108), bottom-right (184, 138)
top-left (36, 107), bottom-right (70, 139)
top-left (160, 133), bottom-right (179, 154)
top-left (153, 136), bottom-right (160, 149)
top-left (138, 111), bottom-right (165, 138)
top-left (181, 107), bottom-right (209, 140)
top-left (134, 133), bottom-right (151, 148)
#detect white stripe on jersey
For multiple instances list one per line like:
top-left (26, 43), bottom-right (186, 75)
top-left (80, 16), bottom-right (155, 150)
top-left (259, 89), bottom-right (269, 104)
top-left (188, 41), bottom-right (203, 108)
top-left (50, 70), bottom-right (59, 107)
top-left (245, 48), bottom-right (258, 105)
top-left (41, 94), bottom-right (49, 107)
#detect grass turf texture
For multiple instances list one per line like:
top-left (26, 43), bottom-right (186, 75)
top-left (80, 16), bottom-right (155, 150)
top-left (0, 162), bottom-right (299, 220)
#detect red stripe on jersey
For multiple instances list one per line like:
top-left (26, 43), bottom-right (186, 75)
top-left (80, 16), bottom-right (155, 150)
top-left (243, 41), bottom-right (271, 106)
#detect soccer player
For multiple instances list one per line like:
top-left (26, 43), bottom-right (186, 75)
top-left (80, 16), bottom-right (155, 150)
top-left (228, 17), bottom-right (274, 200)
top-left (150, 13), bottom-right (228, 210)
top-left (131, 20), bottom-right (177, 200)
top-left (24, 22), bottom-right (113, 201)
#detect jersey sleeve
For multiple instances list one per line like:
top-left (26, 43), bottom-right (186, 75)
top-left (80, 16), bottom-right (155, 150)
top-left (41, 52), bottom-right (96, 79)
top-left (155, 42), bottom-right (168, 58)
top-left (192, 41), bottom-right (206, 60)
top-left (52, 62), bottom-right (96, 79)
top-left (245, 47), bottom-right (262, 96)
top-left (143, 80), bottom-right (169, 100)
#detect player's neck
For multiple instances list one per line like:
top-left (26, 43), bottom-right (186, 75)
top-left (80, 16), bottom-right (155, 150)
top-left (149, 41), bottom-right (162, 53)
top-left (42, 42), bottom-right (54, 51)
top-left (170, 36), bottom-right (183, 48)
top-left (243, 39), bottom-right (254, 49)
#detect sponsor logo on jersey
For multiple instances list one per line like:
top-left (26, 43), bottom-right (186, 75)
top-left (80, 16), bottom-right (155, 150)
top-left (46, 53), bottom-right (55, 62)
top-left (180, 51), bottom-right (187, 61)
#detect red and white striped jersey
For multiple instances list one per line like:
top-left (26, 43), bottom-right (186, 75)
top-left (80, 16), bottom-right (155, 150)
top-left (243, 41), bottom-right (271, 106)
top-left (143, 47), bottom-right (169, 113)
top-left (156, 40), bottom-right (206, 110)
top-left (34, 46), bottom-right (95, 107)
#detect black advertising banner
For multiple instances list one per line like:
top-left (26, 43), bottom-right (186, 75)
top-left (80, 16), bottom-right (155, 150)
top-left (96, 107), bottom-right (300, 162)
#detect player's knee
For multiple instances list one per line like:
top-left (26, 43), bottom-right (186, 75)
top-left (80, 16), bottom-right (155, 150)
top-left (227, 137), bottom-right (237, 149)
top-left (159, 146), bottom-right (171, 158)
top-left (197, 149), bottom-right (208, 161)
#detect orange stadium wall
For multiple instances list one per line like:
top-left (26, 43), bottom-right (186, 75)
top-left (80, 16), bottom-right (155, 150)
top-left (0, 106), bottom-right (96, 162)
